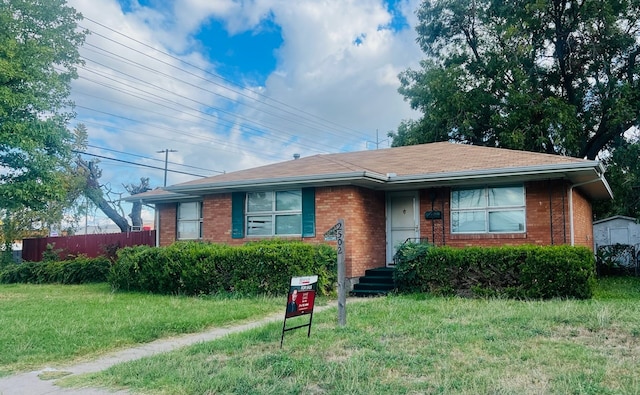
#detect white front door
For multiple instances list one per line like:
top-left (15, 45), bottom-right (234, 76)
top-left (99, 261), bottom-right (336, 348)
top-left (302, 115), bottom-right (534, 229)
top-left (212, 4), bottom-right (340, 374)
top-left (387, 192), bottom-right (420, 265)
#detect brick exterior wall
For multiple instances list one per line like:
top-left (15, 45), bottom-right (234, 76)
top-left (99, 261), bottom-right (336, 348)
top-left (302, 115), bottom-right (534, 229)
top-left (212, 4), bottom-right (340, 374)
top-left (157, 187), bottom-right (386, 278)
top-left (418, 180), bottom-right (592, 250)
top-left (309, 186), bottom-right (386, 278)
top-left (202, 193), bottom-right (243, 245)
top-left (571, 188), bottom-right (594, 250)
top-left (155, 180), bottom-right (595, 279)
top-left (157, 203), bottom-right (176, 247)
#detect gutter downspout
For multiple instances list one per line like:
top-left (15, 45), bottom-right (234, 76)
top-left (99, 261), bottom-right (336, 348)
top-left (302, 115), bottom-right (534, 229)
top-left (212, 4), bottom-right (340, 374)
top-left (568, 176), bottom-right (606, 246)
top-left (153, 204), bottom-right (159, 247)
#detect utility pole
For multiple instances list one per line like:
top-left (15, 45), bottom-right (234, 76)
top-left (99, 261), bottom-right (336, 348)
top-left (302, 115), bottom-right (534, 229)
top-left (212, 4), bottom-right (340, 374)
top-left (366, 129), bottom-right (389, 149)
top-left (157, 149), bottom-right (177, 187)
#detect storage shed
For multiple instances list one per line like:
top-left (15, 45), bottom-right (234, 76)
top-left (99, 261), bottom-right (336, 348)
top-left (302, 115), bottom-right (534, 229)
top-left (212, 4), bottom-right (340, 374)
top-left (593, 216), bottom-right (640, 248)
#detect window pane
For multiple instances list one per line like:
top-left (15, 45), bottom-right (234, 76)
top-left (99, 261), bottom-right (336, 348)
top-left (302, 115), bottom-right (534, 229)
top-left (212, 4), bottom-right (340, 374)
top-left (275, 214), bottom-right (302, 235)
top-left (489, 210), bottom-right (525, 232)
top-left (247, 192), bottom-right (273, 212)
top-left (452, 211), bottom-right (486, 233)
top-left (451, 211), bottom-right (486, 233)
top-left (178, 221), bottom-right (200, 239)
top-left (178, 202), bottom-right (199, 219)
top-left (276, 190), bottom-right (302, 211)
top-left (488, 186), bottom-right (524, 207)
top-left (247, 216), bottom-right (272, 236)
top-left (452, 188), bottom-right (484, 209)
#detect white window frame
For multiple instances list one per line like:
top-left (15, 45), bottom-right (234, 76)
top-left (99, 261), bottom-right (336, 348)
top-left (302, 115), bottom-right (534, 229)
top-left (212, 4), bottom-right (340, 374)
top-left (451, 185), bottom-right (526, 234)
top-left (245, 190), bottom-right (302, 237)
top-left (177, 201), bottom-right (203, 240)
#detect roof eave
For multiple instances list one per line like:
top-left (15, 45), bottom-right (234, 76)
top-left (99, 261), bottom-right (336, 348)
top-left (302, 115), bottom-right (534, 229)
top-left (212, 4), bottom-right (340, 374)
top-left (385, 162), bottom-right (612, 200)
top-left (150, 161), bottom-right (611, 201)
top-left (166, 171), bottom-right (389, 194)
top-left (123, 191), bottom-right (198, 204)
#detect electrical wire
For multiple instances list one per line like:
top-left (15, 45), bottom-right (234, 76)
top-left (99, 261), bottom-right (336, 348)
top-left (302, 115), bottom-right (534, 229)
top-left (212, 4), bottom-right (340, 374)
top-left (73, 150), bottom-right (209, 178)
top-left (80, 17), bottom-right (372, 140)
top-left (85, 144), bottom-right (221, 173)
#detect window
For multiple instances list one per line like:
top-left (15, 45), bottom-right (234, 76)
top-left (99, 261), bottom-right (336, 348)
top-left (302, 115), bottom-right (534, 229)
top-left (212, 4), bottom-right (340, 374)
top-left (177, 202), bottom-right (202, 240)
top-left (246, 190), bottom-right (302, 236)
top-left (451, 185), bottom-right (525, 233)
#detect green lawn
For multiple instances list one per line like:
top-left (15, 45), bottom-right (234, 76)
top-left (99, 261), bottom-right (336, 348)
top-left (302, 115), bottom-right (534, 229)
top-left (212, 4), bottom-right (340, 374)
top-left (0, 283), bottom-right (284, 375)
top-left (62, 277), bottom-right (640, 395)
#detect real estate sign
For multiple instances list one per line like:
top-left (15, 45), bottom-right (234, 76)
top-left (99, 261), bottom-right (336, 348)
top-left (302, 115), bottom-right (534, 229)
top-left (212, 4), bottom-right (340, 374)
top-left (281, 275), bottom-right (318, 347)
top-left (285, 275), bottom-right (318, 317)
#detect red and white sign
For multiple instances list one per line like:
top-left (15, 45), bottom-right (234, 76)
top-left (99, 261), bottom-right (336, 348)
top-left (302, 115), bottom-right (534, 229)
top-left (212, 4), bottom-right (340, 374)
top-left (285, 275), bottom-right (318, 318)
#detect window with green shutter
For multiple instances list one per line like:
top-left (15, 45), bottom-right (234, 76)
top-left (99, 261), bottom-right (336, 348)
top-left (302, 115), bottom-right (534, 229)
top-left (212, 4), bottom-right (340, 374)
top-left (231, 188), bottom-right (315, 238)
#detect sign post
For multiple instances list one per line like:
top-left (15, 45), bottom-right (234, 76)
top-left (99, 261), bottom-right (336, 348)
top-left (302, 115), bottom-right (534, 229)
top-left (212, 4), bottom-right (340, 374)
top-left (324, 219), bottom-right (346, 327)
top-left (280, 275), bottom-right (318, 347)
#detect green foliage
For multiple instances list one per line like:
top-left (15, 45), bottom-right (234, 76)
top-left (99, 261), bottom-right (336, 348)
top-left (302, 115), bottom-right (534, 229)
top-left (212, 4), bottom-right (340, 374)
top-left (395, 245), bottom-right (596, 299)
top-left (595, 244), bottom-right (638, 276)
top-left (594, 139), bottom-right (640, 219)
top-left (0, 0), bottom-right (87, 210)
top-left (42, 243), bottom-right (63, 262)
top-left (393, 0), bottom-right (640, 161)
top-left (0, 0), bottom-right (87, 255)
top-left (0, 255), bottom-right (110, 284)
top-left (109, 240), bottom-right (337, 297)
top-left (392, 240), bottom-right (434, 290)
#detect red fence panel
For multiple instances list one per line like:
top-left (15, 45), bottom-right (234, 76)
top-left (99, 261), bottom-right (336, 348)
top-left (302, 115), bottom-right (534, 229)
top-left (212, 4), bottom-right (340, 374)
top-left (22, 231), bottom-right (156, 262)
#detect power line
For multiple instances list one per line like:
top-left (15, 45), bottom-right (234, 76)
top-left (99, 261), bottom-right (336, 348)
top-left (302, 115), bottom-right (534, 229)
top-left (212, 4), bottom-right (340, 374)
top-left (85, 144), bottom-right (222, 173)
top-left (74, 118), bottom-right (291, 163)
top-left (73, 150), bottom-right (209, 178)
top-left (74, 58), bottom-right (342, 153)
top-left (79, 18), bottom-right (371, 140)
top-left (73, 104), bottom-right (307, 161)
top-left (80, 43), bottom-right (350, 140)
top-left (65, 17), bottom-right (391, 182)
top-left (72, 64), bottom-right (335, 153)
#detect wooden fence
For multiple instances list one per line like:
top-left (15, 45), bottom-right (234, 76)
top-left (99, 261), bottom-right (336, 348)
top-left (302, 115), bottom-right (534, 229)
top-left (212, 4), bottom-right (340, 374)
top-left (22, 231), bottom-right (156, 262)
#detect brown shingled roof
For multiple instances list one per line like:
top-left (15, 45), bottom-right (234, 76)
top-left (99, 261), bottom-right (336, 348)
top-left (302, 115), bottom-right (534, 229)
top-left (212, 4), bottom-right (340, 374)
top-left (176, 142), bottom-right (587, 186)
top-left (127, 142), bottom-right (611, 202)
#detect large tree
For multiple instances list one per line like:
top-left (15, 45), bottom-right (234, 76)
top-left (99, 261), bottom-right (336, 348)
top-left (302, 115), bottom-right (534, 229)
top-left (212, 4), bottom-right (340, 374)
top-left (393, 0), bottom-right (640, 160)
top-left (72, 124), bottom-right (151, 233)
top-left (594, 136), bottom-right (640, 219)
top-left (0, 0), bottom-right (86, 257)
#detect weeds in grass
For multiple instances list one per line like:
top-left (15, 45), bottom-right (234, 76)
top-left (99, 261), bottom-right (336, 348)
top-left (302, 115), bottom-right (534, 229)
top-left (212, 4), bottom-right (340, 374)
top-left (4, 278), bottom-right (640, 394)
top-left (0, 283), bottom-right (284, 374)
top-left (62, 277), bottom-right (640, 394)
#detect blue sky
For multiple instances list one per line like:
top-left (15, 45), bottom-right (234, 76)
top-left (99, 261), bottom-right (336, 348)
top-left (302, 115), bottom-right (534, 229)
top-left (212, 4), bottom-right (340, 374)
top-left (196, 15), bottom-right (282, 84)
top-left (66, 0), bottom-right (423, 229)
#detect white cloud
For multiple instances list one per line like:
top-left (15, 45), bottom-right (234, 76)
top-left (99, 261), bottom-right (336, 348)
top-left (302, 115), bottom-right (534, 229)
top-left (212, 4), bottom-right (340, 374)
top-left (64, 0), bottom-right (424, 231)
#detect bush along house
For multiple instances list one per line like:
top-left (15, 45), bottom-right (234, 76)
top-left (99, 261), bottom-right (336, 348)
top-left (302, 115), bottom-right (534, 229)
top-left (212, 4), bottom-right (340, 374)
top-left (127, 142), bottom-right (612, 289)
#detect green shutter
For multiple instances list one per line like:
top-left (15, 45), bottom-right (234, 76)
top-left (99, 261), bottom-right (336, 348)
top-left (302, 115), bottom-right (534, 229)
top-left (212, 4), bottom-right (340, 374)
top-left (301, 188), bottom-right (315, 237)
top-left (231, 192), bottom-right (245, 239)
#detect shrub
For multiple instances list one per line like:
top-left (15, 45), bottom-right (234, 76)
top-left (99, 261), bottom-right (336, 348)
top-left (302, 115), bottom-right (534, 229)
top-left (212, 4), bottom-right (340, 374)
top-left (394, 244), bottom-right (596, 299)
top-left (0, 255), bottom-right (110, 284)
top-left (42, 243), bottom-right (64, 262)
top-left (109, 240), bottom-right (337, 297)
top-left (595, 244), bottom-right (638, 276)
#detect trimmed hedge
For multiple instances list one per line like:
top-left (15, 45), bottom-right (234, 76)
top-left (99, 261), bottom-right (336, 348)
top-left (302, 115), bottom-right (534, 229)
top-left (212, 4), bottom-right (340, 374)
top-left (109, 240), bottom-right (337, 296)
top-left (0, 256), bottom-right (110, 284)
top-left (394, 244), bottom-right (596, 299)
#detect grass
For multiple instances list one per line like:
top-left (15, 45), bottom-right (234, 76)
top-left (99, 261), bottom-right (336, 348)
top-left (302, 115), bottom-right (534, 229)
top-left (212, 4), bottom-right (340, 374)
top-left (0, 283), bottom-right (284, 375)
top-left (62, 277), bottom-right (640, 395)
